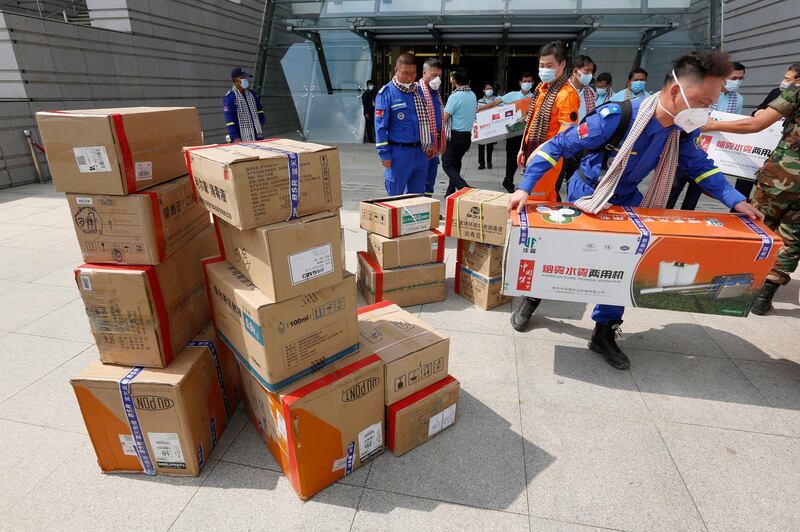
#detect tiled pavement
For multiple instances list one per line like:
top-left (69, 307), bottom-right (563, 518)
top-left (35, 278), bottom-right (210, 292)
top-left (1, 142), bottom-right (799, 531)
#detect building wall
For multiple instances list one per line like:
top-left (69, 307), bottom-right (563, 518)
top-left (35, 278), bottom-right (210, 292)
top-left (0, 0), bottom-right (300, 189)
top-left (722, 0), bottom-right (800, 113)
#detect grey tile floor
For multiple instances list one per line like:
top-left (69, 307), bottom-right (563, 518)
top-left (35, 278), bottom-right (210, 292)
top-left (1, 142), bottom-right (799, 531)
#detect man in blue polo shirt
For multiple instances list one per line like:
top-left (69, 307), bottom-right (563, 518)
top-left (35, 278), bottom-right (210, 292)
top-left (223, 67), bottom-right (265, 142)
top-left (442, 67), bottom-right (478, 197)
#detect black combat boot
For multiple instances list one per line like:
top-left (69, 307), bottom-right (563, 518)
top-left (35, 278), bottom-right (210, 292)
top-left (510, 297), bottom-right (541, 332)
top-left (589, 320), bottom-right (630, 370)
top-left (751, 281), bottom-right (780, 316)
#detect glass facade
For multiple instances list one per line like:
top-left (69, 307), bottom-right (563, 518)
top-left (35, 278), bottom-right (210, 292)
top-left (258, 0), bottom-right (719, 143)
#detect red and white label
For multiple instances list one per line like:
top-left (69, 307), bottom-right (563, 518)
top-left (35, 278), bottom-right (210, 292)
top-left (516, 260), bottom-right (535, 291)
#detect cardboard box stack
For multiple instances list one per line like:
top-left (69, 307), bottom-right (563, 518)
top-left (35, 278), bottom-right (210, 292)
top-left (186, 139), bottom-right (390, 499)
top-left (357, 195), bottom-right (446, 307)
top-left (357, 301), bottom-right (460, 456)
top-left (37, 107), bottom-right (242, 477)
top-left (444, 187), bottom-right (512, 309)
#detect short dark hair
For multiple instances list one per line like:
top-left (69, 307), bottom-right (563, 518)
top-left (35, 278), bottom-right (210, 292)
top-left (396, 53), bottom-right (416, 67)
top-left (596, 72), bottom-right (612, 84)
top-left (423, 57), bottom-right (443, 70)
top-left (669, 51), bottom-right (733, 86)
top-left (787, 63), bottom-right (800, 77)
top-left (520, 71), bottom-right (534, 80)
top-left (628, 67), bottom-right (648, 81)
top-left (366, 79), bottom-right (374, 84)
top-left (538, 41), bottom-right (568, 63)
top-left (573, 55), bottom-right (594, 71)
top-left (732, 62), bottom-right (746, 72)
top-left (453, 67), bottom-right (470, 86)
top-left (483, 80), bottom-right (495, 88)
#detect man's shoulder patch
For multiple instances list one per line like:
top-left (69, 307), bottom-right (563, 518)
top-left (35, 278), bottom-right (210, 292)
top-left (375, 109), bottom-right (384, 118)
top-left (578, 122), bottom-right (589, 139)
top-left (599, 104), bottom-right (620, 118)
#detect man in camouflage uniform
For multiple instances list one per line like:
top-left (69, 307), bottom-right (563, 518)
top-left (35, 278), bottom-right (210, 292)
top-left (702, 85), bottom-right (800, 314)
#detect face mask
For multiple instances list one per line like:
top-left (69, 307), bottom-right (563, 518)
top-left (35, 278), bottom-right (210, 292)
top-left (520, 82), bottom-right (533, 92)
top-left (240, 78), bottom-right (250, 89)
top-left (578, 71), bottom-right (593, 86)
top-left (539, 68), bottom-right (557, 83)
top-left (667, 70), bottom-right (709, 133)
top-left (429, 76), bottom-right (442, 91)
top-left (724, 79), bottom-right (741, 93)
top-left (630, 80), bottom-right (646, 93)
top-left (367, 84), bottom-right (374, 90)
top-left (596, 87), bottom-right (608, 97)
top-left (397, 81), bottom-right (412, 89)
top-left (484, 89), bottom-right (494, 97)
top-left (780, 81), bottom-right (792, 90)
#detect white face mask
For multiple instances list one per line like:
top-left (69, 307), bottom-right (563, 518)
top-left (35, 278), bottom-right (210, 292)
top-left (724, 79), bottom-right (741, 93)
top-left (484, 89), bottom-right (493, 97)
top-left (665, 70), bottom-right (709, 133)
top-left (397, 80), bottom-right (412, 89)
top-left (578, 71), bottom-right (593, 86)
top-left (780, 80), bottom-right (793, 91)
top-left (428, 76), bottom-right (442, 91)
top-left (520, 81), bottom-right (533, 92)
top-left (367, 84), bottom-right (374, 90)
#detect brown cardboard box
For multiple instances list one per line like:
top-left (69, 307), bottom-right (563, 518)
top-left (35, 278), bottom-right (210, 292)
top-left (75, 225), bottom-right (217, 368)
top-left (455, 262), bottom-right (512, 310)
top-left (67, 176), bottom-right (209, 265)
top-left (357, 301), bottom-right (449, 405)
top-left (204, 259), bottom-right (359, 392)
top-left (359, 195), bottom-right (440, 238)
top-left (387, 375), bottom-right (459, 456)
top-left (357, 252), bottom-right (445, 308)
top-left (215, 210), bottom-right (344, 302)
top-left (37, 107), bottom-right (203, 195)
top-left (239, 350), bottom-right (384, 500)
top-left (367, 229), bottom-right (445, 269)
top-left (71, 323), bottom-right (242, 476)
top-left (456, 238), bottom-right (504, 278)
top-left (184, 139), bottom-right (342, 230)
top-left (444, 188), bottom-right (509, 246)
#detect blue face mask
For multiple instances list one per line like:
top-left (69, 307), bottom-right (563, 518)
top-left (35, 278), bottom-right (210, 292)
top-left (539, 68), bottom-right (557, 83)
top-left (630, 80), bottom-right (646, 93)
top-left (596, 88), bottom-right (608, 97)
top-left (240, 78), bottom-right (250, 89)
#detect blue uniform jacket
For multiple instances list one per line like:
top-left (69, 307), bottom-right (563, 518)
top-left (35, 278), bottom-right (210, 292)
top-left (223, 88), bottom-right (265, 141)
top-left (520, 99), bottom-right (746, 209)
top-left (375, 82), bottom-right (421, 161)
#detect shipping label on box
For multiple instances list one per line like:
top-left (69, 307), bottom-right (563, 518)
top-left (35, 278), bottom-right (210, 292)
top-left (367, 229), bottom-right (445, 270)
top-left (357, 252), bottom-right (445, 308)
top-left (445, 188), bottom-right (510, 246)
top-left (238, 350), bottom-right (384, 499)
top-left (215, 210), bottom-right (343, 303)
top-left (360, 195), bottom-right (440, 238)
top-left (456, 238), bottom-right (504, 278)
top-left (75, 225), bottom-right (216, 368)
top-left (357, 301), bottom-right (450, 405)
top-left (70, 323), bottom-right (242, 476)
top-left (205, 260), bottom-right (359, 392)
top-left (455, 263), bottom-right (512, 310)
top-left (184, 139), bottom-right (342, 229)
top-left (67, 175), bottom-right (209, 265)
top-left (387, 375), bottom-right (459, 456)
top-left (37, 107), bottom-right (203, 195)
top-left (502, 203), bottom-right (783, 317)
top-left (471, 97), bottom-right (531, 144)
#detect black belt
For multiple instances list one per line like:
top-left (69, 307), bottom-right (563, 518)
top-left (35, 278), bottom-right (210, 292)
top-left (388, 141), bottom-right (421, 148)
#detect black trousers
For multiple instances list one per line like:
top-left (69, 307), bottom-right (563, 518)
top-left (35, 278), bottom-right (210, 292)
top-left (442, 130), bottom-right (471, 197)
top-left (734, 177), bottom-right (755, 199)
top-left (478, 143), bottom-right (495, 168)
top-left (505, 135), bottom-right (523, 188)
top-left (364, 115), bottom-right (375, 143)
top-left (555, 154), bottom-right (581, 202)
top-left (666, 169), bottom-right (703, 210)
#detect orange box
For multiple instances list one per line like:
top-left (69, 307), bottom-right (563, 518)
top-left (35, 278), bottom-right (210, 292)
top-left (503, 203), bottom-right (783, 317)
top-left (238, 351), bottom-right (385, 500)
top-left (387, 375), bottom-right (460, 456)
top-left (70, 323), bottom-right (242, 476)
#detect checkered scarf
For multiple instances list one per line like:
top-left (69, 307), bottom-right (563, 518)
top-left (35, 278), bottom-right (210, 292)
top-left (232, 86), bottom-right (262, 142)
top-left (709, 92), bottom-right (739, 114)
top-left (392, 77), bottom-right (428, 148)
top-left (521, 71), bottom-right (570, 160)
top-left (419, 77), bottom-right (446, 156)
top-left (574, 93), bottom-right (681, 213)
top-left (583, 86), bottom-right (597, 115)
